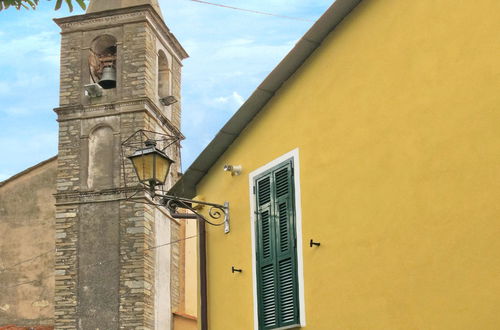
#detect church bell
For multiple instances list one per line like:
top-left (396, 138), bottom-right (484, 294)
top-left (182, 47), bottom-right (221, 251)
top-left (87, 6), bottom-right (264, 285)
top-left (99, 66), bottom-right (116, 89)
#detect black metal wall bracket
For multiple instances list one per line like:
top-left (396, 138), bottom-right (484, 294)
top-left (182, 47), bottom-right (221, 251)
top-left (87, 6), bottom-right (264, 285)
top-left (232, 266), bottom-right (242, 273)
top-left (310, 239), bottom-right (320, 247)
top-left (154, 193), bottom-right (230, 233)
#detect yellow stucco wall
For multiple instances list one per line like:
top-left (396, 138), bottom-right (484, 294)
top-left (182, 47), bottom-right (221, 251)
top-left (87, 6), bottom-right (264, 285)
top-left (195, 0), bottom-right (500, 329)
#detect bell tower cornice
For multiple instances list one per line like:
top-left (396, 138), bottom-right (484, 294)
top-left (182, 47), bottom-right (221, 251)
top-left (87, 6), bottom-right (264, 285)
top-left (53, 98), bottom-right (184, 140)
top-left (54, 5), bottom-right (188, 61)
top-left (86, 0), bottom-right (164, 17)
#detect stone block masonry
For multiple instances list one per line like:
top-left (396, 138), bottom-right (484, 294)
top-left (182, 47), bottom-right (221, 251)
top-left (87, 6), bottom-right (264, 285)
top-left (52, 4), bottom-right (188, 329)
top-left (59, 33), bottom-right (82, 106)
top-left (54, 206), bottom-right (78, 329)
top-left (119, 201), bottom-right (156, 329)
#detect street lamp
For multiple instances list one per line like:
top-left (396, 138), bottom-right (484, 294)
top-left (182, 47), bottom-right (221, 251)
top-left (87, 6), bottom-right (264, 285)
top-left (126, 133), bottom-right (230, 233)
top-left (128, 139), bottom-right (173, 190)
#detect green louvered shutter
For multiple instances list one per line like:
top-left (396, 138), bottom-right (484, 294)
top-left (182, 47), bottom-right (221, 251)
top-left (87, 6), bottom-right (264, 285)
top-left (273, 164), bottom-right (300, 327)
top-left (256, 173), bottom-right (278, 328)
top-left (255, 161), bottom-right (300, 329)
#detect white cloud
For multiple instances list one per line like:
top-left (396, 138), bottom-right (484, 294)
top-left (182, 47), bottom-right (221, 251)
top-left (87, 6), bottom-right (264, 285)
top-left (231, 91), bottom-right (245, 106)
top-left (0, 74), bottom-right (52, 96)
top-left (212, 91), bottom-right (244, 107)
top-left (0, 0), bottom-right (331, 172)
top-left (1, 107), bottom-right (31, 116)
top-left (227, 38), bottom-right (254, 46)
top-left (0, 31), bottom-right (60, 66)
top-left (214, 40), bottom-right (292, 61)
top-left (165, 0), bottom-right (325, 168)
top-left (214, 96), bottom-right (230, 104)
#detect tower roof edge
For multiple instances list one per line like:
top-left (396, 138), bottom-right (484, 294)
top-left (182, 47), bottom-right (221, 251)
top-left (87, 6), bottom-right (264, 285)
top-left (87, 0), bottom-right (164, 18)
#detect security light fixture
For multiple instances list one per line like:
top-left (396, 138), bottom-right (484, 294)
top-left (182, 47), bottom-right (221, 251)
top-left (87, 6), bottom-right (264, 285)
top-left (159, 95), bottom-right (178, 106)
top-left (223, 164), bottom-right (242, 176)
top-left (84, 83), bottom-right (103, 97)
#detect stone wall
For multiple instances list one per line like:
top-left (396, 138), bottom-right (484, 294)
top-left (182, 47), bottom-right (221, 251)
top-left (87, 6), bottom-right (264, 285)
top-left (59, 33), bottom-right (82, 106)
top-left (171, 59), bottom-right (182, 129)
top-left (53, 205), bottom-right (78, 329)
top-left (122, 22), bottom-right (152, 101)
top-left (52, 5), bottom-right (187, 329)
top-left (54, 72), bottom-right (182, 330)
top-left (0, 158), bottom-right (57, 328)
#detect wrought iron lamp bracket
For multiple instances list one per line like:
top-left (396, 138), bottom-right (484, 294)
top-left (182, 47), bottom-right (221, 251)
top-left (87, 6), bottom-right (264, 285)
top-left (122, 130), bottom-right (230, 233)
top-left (155, 193), bottom-right (230, 234)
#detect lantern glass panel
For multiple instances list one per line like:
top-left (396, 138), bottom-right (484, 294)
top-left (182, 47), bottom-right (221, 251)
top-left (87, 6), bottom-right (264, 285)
top-left (155, 154), bottom-right (171, 184)
top-left (131, 153), bottom-right (155, 183)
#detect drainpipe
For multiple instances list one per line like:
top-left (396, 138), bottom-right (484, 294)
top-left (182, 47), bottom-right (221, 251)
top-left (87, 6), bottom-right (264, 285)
top-left (198, 218), bottom-right (208, 330)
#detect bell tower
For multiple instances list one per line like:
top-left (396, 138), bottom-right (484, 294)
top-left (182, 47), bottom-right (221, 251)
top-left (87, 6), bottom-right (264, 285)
top-left (53, 1), bottom-right (188, 329)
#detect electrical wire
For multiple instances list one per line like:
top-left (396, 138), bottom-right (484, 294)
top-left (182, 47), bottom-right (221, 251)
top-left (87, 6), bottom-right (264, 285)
top-left (0, 234), bottom-right (198, 290)
top-left (3, 274), bottom-right (54, 290)
top-left (0, 250), bottom-right (52, 274)
top-left (188, 0), bottom-right (314, 22)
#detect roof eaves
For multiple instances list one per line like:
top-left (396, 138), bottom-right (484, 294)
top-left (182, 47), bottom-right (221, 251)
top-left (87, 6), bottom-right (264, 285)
top-left (170, 0), bottom-right (362, 198)
top-left (0, 156), bottom-right (58, 188)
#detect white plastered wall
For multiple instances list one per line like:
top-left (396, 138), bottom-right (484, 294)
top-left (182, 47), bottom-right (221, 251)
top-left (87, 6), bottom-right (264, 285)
top-left (154, 208), bottom-right (172, 329)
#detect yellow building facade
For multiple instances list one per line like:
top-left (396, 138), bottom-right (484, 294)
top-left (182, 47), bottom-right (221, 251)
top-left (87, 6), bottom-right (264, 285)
top-left (172, 0), bottom-right (500, 328)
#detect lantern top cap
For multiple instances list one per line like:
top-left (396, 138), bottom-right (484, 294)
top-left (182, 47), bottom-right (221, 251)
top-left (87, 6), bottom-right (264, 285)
top-left (127, 141), bottom-right (172, 161)
top-left (144, 139), bottom-right (157, 147)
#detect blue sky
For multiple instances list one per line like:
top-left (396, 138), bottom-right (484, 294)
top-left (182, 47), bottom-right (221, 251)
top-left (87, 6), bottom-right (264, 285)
top-left (0, 0), bottom-right (331, 181)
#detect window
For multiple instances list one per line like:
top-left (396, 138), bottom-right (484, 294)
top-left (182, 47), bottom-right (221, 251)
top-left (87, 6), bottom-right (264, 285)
top-left (157, 50), bottom-right (170, 100)
top-left (253, 159), bottom-right (300, 330)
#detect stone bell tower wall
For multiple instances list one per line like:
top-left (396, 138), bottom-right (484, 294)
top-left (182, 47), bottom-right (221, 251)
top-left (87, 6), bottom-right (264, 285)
top-left (53, 4), bottom-right (187, 329)
top-left (56, 5), bottom-right (186, 126)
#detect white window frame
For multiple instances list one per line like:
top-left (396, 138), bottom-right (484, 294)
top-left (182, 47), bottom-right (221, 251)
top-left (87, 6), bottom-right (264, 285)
top-left (248, 148), bottom-right (306, 330)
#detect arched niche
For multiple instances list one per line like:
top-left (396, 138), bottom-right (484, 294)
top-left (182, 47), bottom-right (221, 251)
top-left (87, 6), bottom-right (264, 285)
top-left (87, 125), bottom-right (114, 189)
top-left (158, 50), bottom-right (170, 99)
top-left (89, 35), bottom-right (117, 89)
